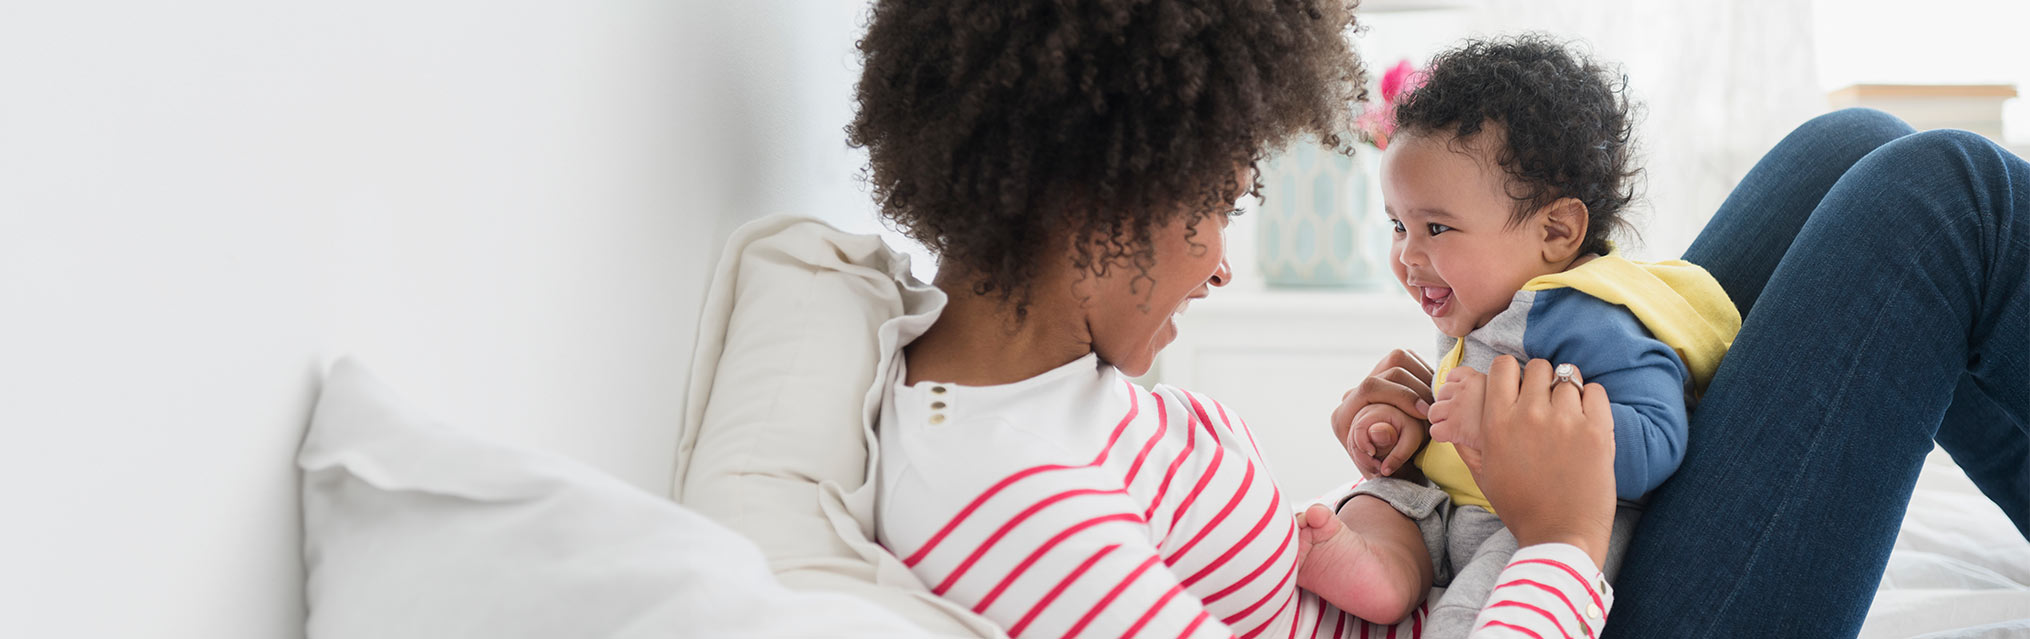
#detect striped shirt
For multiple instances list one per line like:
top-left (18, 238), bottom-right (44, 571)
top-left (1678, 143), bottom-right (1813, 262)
top-left (876, 353), bottom-right (1612, 638)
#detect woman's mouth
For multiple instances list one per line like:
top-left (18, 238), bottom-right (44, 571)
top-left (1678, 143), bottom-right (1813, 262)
top-left (1418, 286), bottom-right (1453, 317)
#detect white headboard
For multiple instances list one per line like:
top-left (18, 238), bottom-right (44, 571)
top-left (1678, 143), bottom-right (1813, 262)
top-left (1, 2), bottom-right (881, 637)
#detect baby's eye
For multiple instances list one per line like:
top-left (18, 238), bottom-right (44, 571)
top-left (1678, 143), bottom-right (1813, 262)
top-left (1427, 223), bottom-right (1454, 236)
top-left (1389, 219), bottom-right (1406, 234)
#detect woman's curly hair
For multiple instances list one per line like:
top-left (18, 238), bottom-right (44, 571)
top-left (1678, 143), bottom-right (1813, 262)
top-left (848, 0), bottom-right (1365, 310)
top-left (1393, 34), bottom-right (1640, 256)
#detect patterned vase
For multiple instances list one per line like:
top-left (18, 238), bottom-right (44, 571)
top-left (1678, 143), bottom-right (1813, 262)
top-left (1255, 142), bottom-right (1385, 289)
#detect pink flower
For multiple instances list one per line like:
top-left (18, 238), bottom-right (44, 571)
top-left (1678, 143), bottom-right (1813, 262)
top-left (1356, 106), bottom-right (1393, 150)
top-left (1380, 60), bottom-right (1424, 105)
top-left (1357, 59), bottom-right (1426, 150)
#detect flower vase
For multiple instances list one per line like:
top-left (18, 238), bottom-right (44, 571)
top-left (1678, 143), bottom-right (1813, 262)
top-left (1255, 143), bottom-right (1386, 289)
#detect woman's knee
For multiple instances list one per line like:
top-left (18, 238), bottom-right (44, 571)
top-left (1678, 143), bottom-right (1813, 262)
top-left (1753, 109), bottom-right (1917, 183)
top-left (1832, 128), bottom-right (2021, 247)
top-left (1865, 128), bottom-right (2018, 198)
top-left (1798, 107), bottom-right (1916, 145)
top-left (1880, 127), bottom-right (2006, 162)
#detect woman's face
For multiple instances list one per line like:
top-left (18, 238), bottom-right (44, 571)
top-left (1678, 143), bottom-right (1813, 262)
top-left (1079, 172), bottom-right (1244, 377)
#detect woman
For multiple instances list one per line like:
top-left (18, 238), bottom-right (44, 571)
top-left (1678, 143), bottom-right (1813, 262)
top-left (850, 2), bottom-right (1613, 637)
top-left (846, 1), bottom-right (2027, 637)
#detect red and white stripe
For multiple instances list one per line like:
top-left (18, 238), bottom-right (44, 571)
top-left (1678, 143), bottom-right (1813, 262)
top-left (878, 368), bottom-right (1611, 639)
top-left (1469, 545), bottom-right (1612, 638)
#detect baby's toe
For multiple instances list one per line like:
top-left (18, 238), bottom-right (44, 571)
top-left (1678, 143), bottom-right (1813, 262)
top-left (1300, 504), bottom-right (1334, 528)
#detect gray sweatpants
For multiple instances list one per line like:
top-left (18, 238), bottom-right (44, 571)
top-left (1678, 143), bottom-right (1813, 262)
top-left (1345, 477), bottom-right (1640, 637)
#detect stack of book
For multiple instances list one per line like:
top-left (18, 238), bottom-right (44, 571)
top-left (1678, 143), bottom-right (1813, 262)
top-left (1827, 83), bottom-right (2017, 143)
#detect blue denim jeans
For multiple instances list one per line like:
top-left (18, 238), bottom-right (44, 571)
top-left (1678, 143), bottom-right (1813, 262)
top-left (1602, 108), bottom-right (2030, 637)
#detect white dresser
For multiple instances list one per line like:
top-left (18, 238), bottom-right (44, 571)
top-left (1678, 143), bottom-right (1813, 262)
top-left (1145, 283), bottom-right (1437, 502)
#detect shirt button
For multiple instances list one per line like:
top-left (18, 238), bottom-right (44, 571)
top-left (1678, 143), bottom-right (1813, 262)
top-left (929, 414), bottom-right (946, 425)
top-left (931, 385), bottom-right (948, 394)
top-left (1586, 602), bottom-right (1602, 619)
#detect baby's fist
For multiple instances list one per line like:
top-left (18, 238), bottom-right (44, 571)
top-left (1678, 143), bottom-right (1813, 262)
top-left (1349, 404), bottom-right (1426, 478)
top-left (1429, 367), bottom-right (1489, 450)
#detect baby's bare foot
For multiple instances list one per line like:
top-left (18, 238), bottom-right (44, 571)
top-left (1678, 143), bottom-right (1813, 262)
top-left (1295, 503), bottom-right (1425, 624)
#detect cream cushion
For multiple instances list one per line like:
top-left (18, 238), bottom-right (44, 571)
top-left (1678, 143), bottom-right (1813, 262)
top-left (676, 216), bottom-right (1004, 638)
top-left (299, 358), bottom-right (930, 638)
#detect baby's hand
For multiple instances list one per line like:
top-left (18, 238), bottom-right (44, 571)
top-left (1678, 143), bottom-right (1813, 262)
top-left (1429, 367), bottom-right (1488, 450)
top-left (1348, 403), bottom-right (1427, 478)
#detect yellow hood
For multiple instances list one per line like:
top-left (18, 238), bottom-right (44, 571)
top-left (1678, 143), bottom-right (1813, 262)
top-left (1521, 255), bottom-right (1740, 394)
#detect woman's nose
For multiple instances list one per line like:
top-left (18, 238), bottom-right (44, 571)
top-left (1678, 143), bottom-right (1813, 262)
top-left (1209, 257), bottom-right (1232, 287)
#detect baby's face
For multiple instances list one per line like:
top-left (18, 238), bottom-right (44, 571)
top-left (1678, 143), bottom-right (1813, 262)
top-left (1379, 128), bottom-right (1559, 338)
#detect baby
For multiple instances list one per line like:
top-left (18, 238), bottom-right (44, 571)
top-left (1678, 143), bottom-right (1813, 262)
top-left (1292, 35), bottom-right (1742, 634)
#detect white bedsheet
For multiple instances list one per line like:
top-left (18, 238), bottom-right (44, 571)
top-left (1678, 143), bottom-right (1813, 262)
top-left (1862, 447), bottom-right (2030, 638)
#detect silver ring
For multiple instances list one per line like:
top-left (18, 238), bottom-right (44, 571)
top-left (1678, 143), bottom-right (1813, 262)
top-left (1554, 363), bottom-right (1582, 393)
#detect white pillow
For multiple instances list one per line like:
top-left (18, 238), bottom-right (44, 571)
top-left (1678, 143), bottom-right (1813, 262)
top-left (676, 216), bottom-right (1003, 638)
top-left (299, 358), bottom-right (930, 638)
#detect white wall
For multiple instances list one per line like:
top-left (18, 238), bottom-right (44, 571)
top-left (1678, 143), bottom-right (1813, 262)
top-left (691, 1), bottom-right (936, 278)
top-left (0, 1), bottom-right (882, 637)
top-left (1816, 0), bottom-right (2030, 156)
top-left (1333, 1), bottom-right (1824, 265)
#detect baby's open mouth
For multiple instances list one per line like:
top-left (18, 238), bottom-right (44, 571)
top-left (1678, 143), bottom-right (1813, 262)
top-left (1418, 286), bottom-right (1453, 318)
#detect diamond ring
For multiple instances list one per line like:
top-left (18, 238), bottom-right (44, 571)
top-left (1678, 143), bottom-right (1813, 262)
top-left (1553, 363), bottom-right (1582, 393)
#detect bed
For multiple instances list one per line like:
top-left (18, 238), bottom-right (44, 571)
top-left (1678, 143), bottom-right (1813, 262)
top-left (1860, 448), bottom-right (2030, 637)
top-left (291, 216), bottom-right (2026, 638)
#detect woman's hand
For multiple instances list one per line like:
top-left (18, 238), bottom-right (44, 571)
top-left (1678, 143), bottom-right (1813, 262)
top-left (1331, 350), bottom-right (1436, 476)
top-left (1467, 356), bottom-right (1617, 568)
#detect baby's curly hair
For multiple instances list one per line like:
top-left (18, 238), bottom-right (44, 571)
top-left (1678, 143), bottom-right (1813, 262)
top-left (1393, 34), bottom-right (1640, 256)
top-left (848, 0), bottom-right (1366, 309)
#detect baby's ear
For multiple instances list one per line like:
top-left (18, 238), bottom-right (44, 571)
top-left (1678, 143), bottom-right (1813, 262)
top-left (1538, 197), bottom-right (1589, 264)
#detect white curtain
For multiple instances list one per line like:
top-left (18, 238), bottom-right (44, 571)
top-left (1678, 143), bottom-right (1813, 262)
top-left (1459, 0), bottom-right (1825, 258)
top-left (1355, 0), bottom-right (1824, 260)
